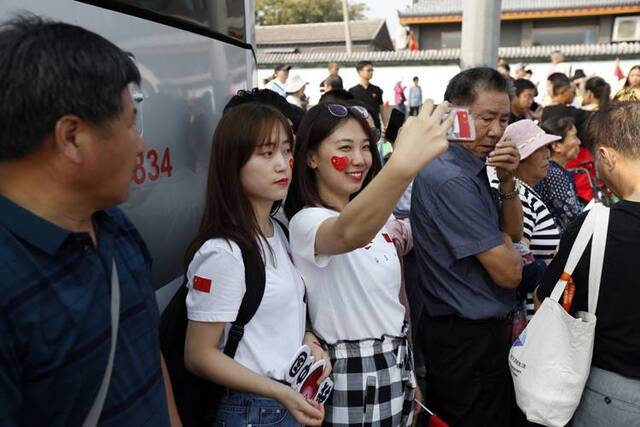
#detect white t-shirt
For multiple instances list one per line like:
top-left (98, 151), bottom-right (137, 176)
top-left (289, 207), bottom-right (405, 344)
top-left (265, 79), bottom-right (287, 97)
top-left (186, 225), bottom-right (306, 380)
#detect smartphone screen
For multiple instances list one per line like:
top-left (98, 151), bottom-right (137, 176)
top-left (447, 108), bottom-right (476, 142)
top-left (384, 108), bottom-right (405, 143)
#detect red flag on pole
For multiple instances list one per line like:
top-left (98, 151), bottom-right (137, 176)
top-left (614, 58), bottom-right (625, 81)
top-left (409, 31), bottom-right (419, 51)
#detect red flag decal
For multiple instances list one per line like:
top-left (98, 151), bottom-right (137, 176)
top-left (193, 275), bottom-right (212, 293)
top-left (382, 233), bottom-right (393, 243)
top-left (456, 111), bottom-right (471, 138)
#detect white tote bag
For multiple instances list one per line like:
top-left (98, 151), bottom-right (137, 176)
top-left (509, 205), bottom-right (609, 427)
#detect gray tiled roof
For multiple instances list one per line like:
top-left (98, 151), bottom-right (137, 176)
top-left (256, 19), bottom-right (385, 45)
top-left (257, 42), bottom-right (640, 66)
top-left (399, 0), bottom-right (640, 17)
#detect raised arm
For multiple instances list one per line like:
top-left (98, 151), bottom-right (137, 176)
top-left (315, 101), bottom-right (454, 255)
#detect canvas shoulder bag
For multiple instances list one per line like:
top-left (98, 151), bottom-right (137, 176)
top-left (509, 205), bottom-right (610, 427)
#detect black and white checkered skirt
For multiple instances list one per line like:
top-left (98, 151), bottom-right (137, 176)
top-left (322, 335), bottom-right (416, 426)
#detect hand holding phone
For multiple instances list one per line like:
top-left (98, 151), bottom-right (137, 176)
top-left (389, 99), bottom-right (452, 176)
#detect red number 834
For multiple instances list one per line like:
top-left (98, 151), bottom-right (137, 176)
top-left (133, 147), bottom-right (173, 185)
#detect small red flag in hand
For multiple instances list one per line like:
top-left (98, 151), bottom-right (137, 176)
top-left (416, 399), bottom-right (450, 427)
top-left (429, 414), bottom-right (449, 427)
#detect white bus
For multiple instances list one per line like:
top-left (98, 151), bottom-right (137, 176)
top-left (0, 0), bottom-right (257, 308)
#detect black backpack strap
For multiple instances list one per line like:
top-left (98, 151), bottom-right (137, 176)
top-left (223, 247), bottom-right (266, 358)
top-left (272, 217), bottom-right (289, 241)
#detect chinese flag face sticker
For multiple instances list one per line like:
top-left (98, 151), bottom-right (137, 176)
top-left (330, 156), bottom-right (350, 172)
top-left (193, 275), bottom-right (212, 293)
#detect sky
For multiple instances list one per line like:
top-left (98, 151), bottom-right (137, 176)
top-left (361, 0), bottom-right (413, 37)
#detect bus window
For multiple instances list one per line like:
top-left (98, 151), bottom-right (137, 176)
top-left (105, 0), bottom-right (245, 42)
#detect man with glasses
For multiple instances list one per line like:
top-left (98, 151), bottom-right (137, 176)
top-left (410, 67), bottom-right (524, 426)
top-left (0, 16), bottom-right (179, 427)
top-left (348, 61), bottom-right (385, 131)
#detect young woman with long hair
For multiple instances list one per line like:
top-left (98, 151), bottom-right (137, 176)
top-left (582, 76), bottom-right (611, 111)
top-left (284, 101), bottom-right (452, 426)
top-left (183, 103), bottom-right (327, 427)
top-left (613, 64), bottom-right (640, 102)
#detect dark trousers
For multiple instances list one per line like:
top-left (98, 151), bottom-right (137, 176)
top-left (409, 106), bottom-right (420, 116)
top-left (417, 312), bottom-right (514, 427)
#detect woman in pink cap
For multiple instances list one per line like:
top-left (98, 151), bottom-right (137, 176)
top-left (492, 119), bottom-right (562, 320)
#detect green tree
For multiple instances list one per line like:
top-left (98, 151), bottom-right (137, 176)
top-left (255, 0), bottom-right (368, 25)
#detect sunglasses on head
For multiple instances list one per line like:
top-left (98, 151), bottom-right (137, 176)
top-left (326, 103), bottom-right (369, 119)
top-left (326, 104), bottom-right (381, 141)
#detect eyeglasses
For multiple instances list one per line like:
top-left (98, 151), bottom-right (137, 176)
top-left (128, 82), bottom-right (144, 137)
top-left (326, 104), bottom-right (381, 141)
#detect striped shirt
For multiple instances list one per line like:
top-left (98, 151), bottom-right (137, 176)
top-left (0, 195), bottom-right (170, 427)
top-left (490, 177), bottom-right (561, 318)
top-left (520, 181), bottom-right (561, 261)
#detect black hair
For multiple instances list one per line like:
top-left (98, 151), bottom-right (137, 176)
top-left (224, 88), bottom-right (304, 133)
top-left (185, 103), bottom-right (294, 270)
top-left (413, 76), bottom-right (419, 82)
top-left (356, 61), bottom-right (373, 72)
top-left (0, 14), bottom-right (141, 161)
top-left (584, 76), bottom-right (611, 110)
top-left (541, 116), bottom-right (576, 140)
top-left (284, 102), bottom-right (382, 219)
top-left (444, 67), bottom-right (510, 105)
top-left (547, 72), bottom-right (571, 96)
top-left (513, 78), bottom-right (537, 97)
top-left (319, 89), bottom-right (354, 104)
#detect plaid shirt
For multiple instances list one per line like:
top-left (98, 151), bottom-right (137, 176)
top-left (0, 195), bottom-right (169, 427)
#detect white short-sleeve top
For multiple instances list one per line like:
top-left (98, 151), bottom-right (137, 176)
top-left (289, 207), bottom-right (405, 344)
top-left (185, 225), bottom-right (306, 380)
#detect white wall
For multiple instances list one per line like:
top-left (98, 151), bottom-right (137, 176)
top-left (258, 59), bottom-right (639, 106)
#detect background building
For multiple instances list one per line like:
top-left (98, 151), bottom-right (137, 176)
top-left (256, 19), bottom-right (393, 54)
top-left (399, 0), bottom-right (640, 49)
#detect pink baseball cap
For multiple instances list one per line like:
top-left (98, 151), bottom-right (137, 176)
top-left (502, 119), bottom-right (561, 160)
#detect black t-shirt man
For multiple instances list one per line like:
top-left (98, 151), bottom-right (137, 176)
top-left (536, 201), bottom-right (640, 379)
top-left (349, 83), bottom-right (383, 130)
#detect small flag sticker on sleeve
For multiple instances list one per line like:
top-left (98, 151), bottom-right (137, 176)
top-left (193, 275), bottom-right (212, 293)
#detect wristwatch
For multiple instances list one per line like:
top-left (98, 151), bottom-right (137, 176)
top-left (499, 180), bottom-right (520, 201)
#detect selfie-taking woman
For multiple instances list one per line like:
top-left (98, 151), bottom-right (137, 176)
top-left (284, 101), bottom-right (453, 426)
top-left (183, 103), bottom-right (328, 427)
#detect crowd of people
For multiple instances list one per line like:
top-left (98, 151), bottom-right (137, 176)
top-left (1, 15), bottom-right (639, 427)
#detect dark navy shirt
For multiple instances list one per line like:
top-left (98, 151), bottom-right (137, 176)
top-left (0, 195), bottom-right (170, 427)
top-left (410, 144), bottom-right (516, 319)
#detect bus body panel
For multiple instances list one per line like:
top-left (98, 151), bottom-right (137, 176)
top-left (0, 1), bottom-right (255, 304)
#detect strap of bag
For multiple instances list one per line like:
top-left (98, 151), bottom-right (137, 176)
top-left (224, 219), bottom-right (287, 358)
top-left (82, 259), bottom-right (121, 427)
top-left (550, 208), bottom-right (598, 302)
top-left (588, 205), bottom-right (610, 313)
top-left (223, 247), bottom-right (266, 358)
top-left (273, 217), bottom-right (289, 241)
